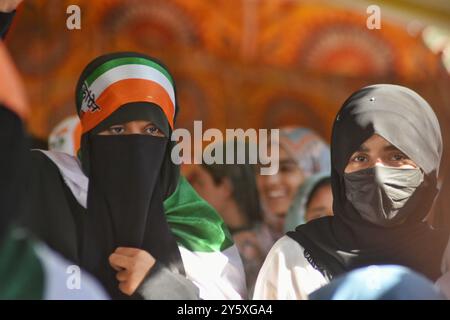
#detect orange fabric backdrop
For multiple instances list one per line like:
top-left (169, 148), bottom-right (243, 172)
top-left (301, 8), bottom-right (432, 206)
top-left (5, 0), bottom-right (449, 161)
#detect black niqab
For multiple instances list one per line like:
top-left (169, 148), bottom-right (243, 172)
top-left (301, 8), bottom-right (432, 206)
top-left (80, 134), bottom-right (184, 299)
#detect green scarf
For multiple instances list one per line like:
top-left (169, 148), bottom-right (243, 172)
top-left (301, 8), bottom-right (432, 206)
top-left (0, 228), bottom-right (44, 299)
top-left (164, 176), bottom-right (234, 253)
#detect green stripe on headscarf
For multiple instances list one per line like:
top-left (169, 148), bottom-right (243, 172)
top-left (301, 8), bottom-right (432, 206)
top-left (85, 57), bottom-right (174, 86)
top-left (0, 228), bottom-right (44, 299)
top-left (164, 176), bottom-right (234, 252)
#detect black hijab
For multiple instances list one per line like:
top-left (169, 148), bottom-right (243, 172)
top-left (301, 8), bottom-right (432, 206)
top-left (74, 52), bottom-right (184, 298)
top-left (288, 84), bottom-right (447, 281)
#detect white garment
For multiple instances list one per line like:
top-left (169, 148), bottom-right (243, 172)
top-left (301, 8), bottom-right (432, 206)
top-left (179, 246), bottom-right (247, 300)
top-left (36, 243), bottom-right (109, 300)
top-left (441, 234), bottom-right (450, 275)
top-left (435, 271), bottom-right (450, 299)
top-left (47, 115), bottom-right (80, 156)
top-left (436, 235), bottom-right (450, 299)
top-left (253, 235), bottom-right (328, 300)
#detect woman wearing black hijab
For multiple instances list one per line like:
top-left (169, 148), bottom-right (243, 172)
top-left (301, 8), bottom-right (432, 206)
top-left (19, 52), bottom-right (246, 300)
top-left (253, 84), bottom-right (448, 299)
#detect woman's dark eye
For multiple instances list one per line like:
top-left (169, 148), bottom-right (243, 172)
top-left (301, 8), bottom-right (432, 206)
top-left (391, 153), bottom-right (407, 161)
top-left (146, 127), bottom-right (159, 134)
top-left (353, 155), bottom-right (367, 162)
top-left (109, 126), bottom-right (125, 134)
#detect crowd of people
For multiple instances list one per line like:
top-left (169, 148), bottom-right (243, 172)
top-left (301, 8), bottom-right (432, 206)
top-left (1, 0), bottom-right (450, 300)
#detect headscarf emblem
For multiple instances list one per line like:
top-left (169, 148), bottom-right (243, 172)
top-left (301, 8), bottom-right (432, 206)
top-left (80, 81), bottom-right (101, 114)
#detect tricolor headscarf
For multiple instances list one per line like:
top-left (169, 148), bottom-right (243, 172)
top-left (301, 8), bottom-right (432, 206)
top-left (75, 52), bottom-right (179, 193)
top-left (76, 52), bottom-right (176, 133)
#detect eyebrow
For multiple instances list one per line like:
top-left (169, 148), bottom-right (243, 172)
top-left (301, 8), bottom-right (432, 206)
top-left (355, 144), bottom-right (369, 152)
top-left (383, 145), bottom-right (401, 152)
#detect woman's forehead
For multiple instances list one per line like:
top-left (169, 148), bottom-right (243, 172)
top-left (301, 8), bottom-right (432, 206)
top-left (112, 120), bottom-right (155, 126)
top-left (356, 134), bottom-right (398, 152)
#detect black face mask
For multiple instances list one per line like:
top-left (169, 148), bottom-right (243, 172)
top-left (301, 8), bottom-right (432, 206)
top-left (344, 166), bottom-right (424, 227)
top-left (80, 134), bottom-right (184, 299)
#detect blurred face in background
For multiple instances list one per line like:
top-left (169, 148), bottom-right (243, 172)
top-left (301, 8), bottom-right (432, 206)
top-left (257, 146), bottom-right (305, 233)
top-left (188, 164), bottom-right (248, 229)
top-left (188, 164), bottom-right (228, 212)
top-left (305, 183), bottom-right (333, 222)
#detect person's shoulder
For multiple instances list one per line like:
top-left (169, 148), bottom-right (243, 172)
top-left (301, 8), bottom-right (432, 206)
top-left (31, 149), bottom-right (76, 166)
top-left (271, 235), bottom-right (305, 255)
top-left (254, 235), bottom-right (312, 299)
top-left (264, 235), bottom-right (322, 274)
top-left (30, 149), bottom-right (51, 162)
top-left (30, 149), bottom-right (60, 173)
top-left (261, 235), bottom-right (309, 272)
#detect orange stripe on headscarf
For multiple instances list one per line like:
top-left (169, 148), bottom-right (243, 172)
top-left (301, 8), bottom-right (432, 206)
top-left (80, 79), bottom-right (175, 133)
top-left (0, 41), bottom-right (29, 120)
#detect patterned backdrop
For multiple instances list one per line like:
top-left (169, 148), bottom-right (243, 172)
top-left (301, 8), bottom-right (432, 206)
top-left (5, 0), bottom-right (450, 170)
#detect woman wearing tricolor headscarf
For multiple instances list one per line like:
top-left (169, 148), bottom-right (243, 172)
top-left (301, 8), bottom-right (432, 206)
top-left (254, 84), bottom-right (448, 300)
top-left (0, 39), bottom-right (108, 299)
top-left (256, 127), bottom-right (331, 250)
top-left (21, 52), bottom-right (246, 299)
